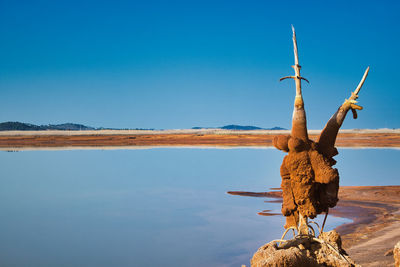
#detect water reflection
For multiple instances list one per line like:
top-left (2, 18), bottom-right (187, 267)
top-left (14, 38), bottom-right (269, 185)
top-left (0, 148), bottom-right (397, 267)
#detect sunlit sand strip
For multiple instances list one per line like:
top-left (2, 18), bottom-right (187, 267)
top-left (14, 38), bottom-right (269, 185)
top-left (0, 145), bottom-right (275, 151)
top-left (0, 128), bottom-right (398, 136)
top-left (1, 145), bottom-right (399, 152)
top-left (338, 146), bottom-right (400, 150)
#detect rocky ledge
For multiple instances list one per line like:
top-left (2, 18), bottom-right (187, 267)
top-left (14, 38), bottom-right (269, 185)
top-left (251, 230), bottom-right (358, 267)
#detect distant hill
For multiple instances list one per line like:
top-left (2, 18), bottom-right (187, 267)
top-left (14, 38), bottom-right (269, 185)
top-left (268, 126), bottom-right (286, 130)
top-left (0, 122), bottom-right (43, 131)
top-left (192, 125), bottom-right (286, 130)
top-left (0, 122), bottom-right (95, 131)
top-left (221, 125), bottom-right (264, 130)
top-left (45, 123), bottom-right (95, 131)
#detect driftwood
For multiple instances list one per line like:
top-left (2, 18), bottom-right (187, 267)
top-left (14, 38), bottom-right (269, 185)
top-left (318, 67), bottom-right (369, 158)
top-left (275, 26), bottom-right (369, 234)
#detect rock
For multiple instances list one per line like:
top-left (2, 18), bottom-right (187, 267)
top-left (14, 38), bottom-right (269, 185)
top-left (251, 230), bottom-right (358, 267)
top-left (251, 242), bottom-right (320, 267)
top-left (394, 241), bottom-right (400, 267)
top-left (319, 230), bottom-right (342, 249)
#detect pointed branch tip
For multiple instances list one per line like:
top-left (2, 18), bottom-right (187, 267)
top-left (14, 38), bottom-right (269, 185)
top-left (353, 66), bottom-right (370, 96)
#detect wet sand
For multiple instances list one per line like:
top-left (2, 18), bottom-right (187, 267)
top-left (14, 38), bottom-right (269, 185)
top-left (228, 186), bottom-right (400, 266)
top-left (0, 129), bottom-right (399, 150)
top-left (333, 186), bottom-right (400, 267)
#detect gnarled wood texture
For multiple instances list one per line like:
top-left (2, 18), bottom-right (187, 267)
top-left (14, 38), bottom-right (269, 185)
top-left (275, 27), bottom-right (369, 231)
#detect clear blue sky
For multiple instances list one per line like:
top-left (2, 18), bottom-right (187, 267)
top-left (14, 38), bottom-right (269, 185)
top-left (1, 0), bottom-right (399, 129)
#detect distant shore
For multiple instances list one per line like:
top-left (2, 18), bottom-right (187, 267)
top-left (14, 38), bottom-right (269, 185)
top-left (0, 128), bottom-right (399, 136)
top-left (0, 129), bottom-right (399, 150)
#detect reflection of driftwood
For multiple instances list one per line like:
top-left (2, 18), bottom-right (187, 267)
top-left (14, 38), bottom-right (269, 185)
top-left (276, 27), bottom-right (369, 232)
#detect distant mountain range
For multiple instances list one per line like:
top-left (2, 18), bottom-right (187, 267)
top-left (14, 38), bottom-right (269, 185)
top-left (192, 125), bottom-right (286, 130)
top-left (0, 122), bottom-right (96, 131)
top-left (0, 122), bottom-right (286, 131)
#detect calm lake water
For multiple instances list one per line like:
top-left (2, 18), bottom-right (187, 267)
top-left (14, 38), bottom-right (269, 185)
top-left (0, 148), bottom-right (398, 267)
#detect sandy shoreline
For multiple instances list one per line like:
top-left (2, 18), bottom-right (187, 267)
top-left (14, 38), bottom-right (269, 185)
top-left (0, 129), bottom-right (399, 149)
top-left (228, 185), bottom-right (400, 266)
top-left (333, 186), bottom-right (400, 266)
